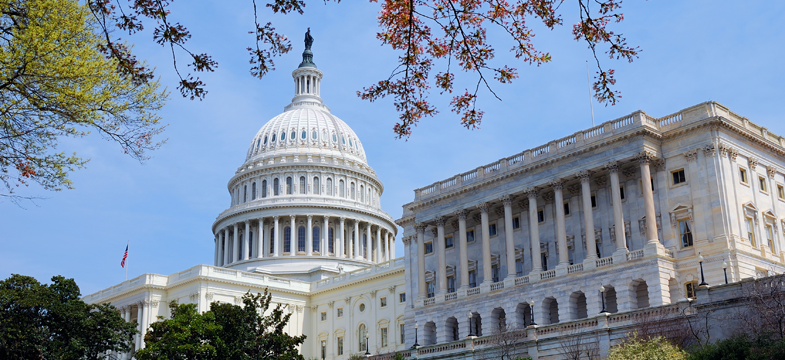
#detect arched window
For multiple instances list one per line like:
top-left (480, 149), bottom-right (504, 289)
top-left (284, 227), bottom-right (291, 253)
top-left (326, 178), bottom-right (333, 196)
top-left (350, 182), bottom-right (356, 200)
top-left (299, 176), bottom-right (306, 194)
top-left (339, 180), bottom-right (345, 197)
top-left (273, 178), bottom-right (280, 196)
top-left (263, 135), bottom-right (268, 144)
top-left (342, 136), bottom-right (346, 145)
top-left (269, 228), bottom-right (275, 254)
top-left (298, 226), bottom-right (306, 252)
top-left (286, 177), bottom-right (293, 195)
top-left (312, 130), bottom-right (318, 140)
top-left (358, 324), bottom-right (367, 352)
top-left (313, 227), bottom-right (321, 253)
top-left (368, 188), bottom-right (372, 205)
top-left (243, 185), bottom-right (247, 203)
top-left (301, 130), bottom-right (306, 139)
top-left (332, 134), bottom-right (337, 143)
top-left (272, 133), bottom-right (276, 143)
top-left (290, 131), bottom-right (295, 140)
top-left (281, 132), bottom-right (286, 141)
top-left (328, 227), bottom-right (334, 254)
top-left (262, 180), bottom-right (268, 198)
top-left (251, 182), bottom-right (256, 200)
top-left (360, 185), bottom-right (364, 202)
top-left (313, 177), bottom-right (320, 195)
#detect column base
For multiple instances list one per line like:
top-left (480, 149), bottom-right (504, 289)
top-left (555, 263), bottom-right (569, 277)
top-left (583, 257), bottom-right (597, 270)
top-left (612, 248), bottom-right (629, 264)
top-left (480, 281), bottom-right (492, 294)
top-left (528, 270), bottom-right (541, 283)
top-left (504, 276), bottom-right (516, 289)
top-left (457, 285), bottom-right (469, 299)
top-left (644, 241), bottom-right (667, 258)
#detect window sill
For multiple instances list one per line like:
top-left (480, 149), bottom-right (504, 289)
top-left (671, 182), bottom-right (689, 189)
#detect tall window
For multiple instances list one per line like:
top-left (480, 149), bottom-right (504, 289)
top-left (251, 182), bottom-right (256, 200)
top-left (466, 230), bottom-right (475, 243)
top-left (512, 216), bottom-right (520, 229)
top-left (243, 185), bottom-right (247, 203)
top-left (248, 233), bottom-right (254, 258)
top-left (425, 242), bottom-right (433, 254)
top-left (679, 220), bottom-right (693, 248)
top-left (350, 182), bottom-right (356, 200)
top-left (273, 178), bottom-right (280, 196)
top-left (541, 253), bottom-right (548, 271)
top-left (381, 327), bottom-right (388, 347)
top-left (759, 176), bottom-right (768, 193)
top-left (286, 177), bottom-right (293, 195)
top-left (516, 259), bottom-right (523, 276)
top-left (400, 324), bottom-right (405, 344)
top-left (766, 224), bottom-right (775, 251)
top-left (445, 235), bottom-right (454, 248)
top-left (313, 227), bottom-right (321, 253)
top-left (363, 234), bottom-right (368, 257)
top-left (262, 180), bottom-right (268, 198)
top-left (746, 217), bottom-right (757, 247)
top-left (740, 168), bottom-right (748, 184)
top-left (269, 228), bottom-right (275, 254)
top-left (284, 226), bottom-right (291, 253)
top-left (492, 264), bottom-right (500, 282)
top-left (426, 281), bottom-right (435, 298)
top-left (328, 227), bottom-right (334, 253)
top-left (298, 226), bottom-right (306, 252)
top-left (337, 336), bottom-right (344, 355)
top-left (596, 242), bottom-right (602, 258)
top-left (300, 176), bottom-right (306, 194)
top-left (537, 209), bottom-right (545, 223)
top-left (313, 177), bottom-right (320, 195)
top-left (368, 188), bottom-right (372, 204)
top-left (489, 223), bottom-right (497, 236)
top-left (563, 201), bottom-right (570, 215)
top-left (468, 270), bottom-right (477, 288)
top-left (327, 178), bottom-right (333, 196)
top-left (447, 276), bottom-right (455, 293)
top-left (685, 281), bottom-right (698, 299)
top-left (339, 180), bottom-right (345, 197)
top-left (590, 194), bottom-right (597, 208)
top-left (358, 324), bottom-right (367, 351)
top-left (360, 185), bottom-right (364, 202)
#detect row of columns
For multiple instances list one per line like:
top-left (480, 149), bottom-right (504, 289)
top-left (214, 216), bottom-right (395, 266)
top-left (296, 73), bottom-right (320, 96)
top-left (118, 301), bottom-right (148, 359)
top-left (413, 153), bottom-right (661, 300)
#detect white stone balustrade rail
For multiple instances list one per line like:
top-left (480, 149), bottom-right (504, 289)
top-left (313, 257), bottom-right (404, 290)
top-left (627, 249), bottom-right (645, 261)
top-left (596, 256), bottom-right (614, 268)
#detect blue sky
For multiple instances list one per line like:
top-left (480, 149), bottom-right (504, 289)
top-left (2, 1), bottom-right (783, 295)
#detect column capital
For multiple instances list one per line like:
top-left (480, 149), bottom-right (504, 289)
top-left (749, 157), bottom-right (759, 170)
top-left (402, 236), bottom-right (412, 245)
top-left (289, 215), bottom-right (296, 221)
top-left (549, 179), bottom-right (564, 190)
top-left (635, 150), bottom-right (657, 165)
top-left (435, 217), bottom-right (446, 227)
top-left (604, 161), bottom-right (621, 173)
top-left (273, 215), bottom-right (279, 221)
top-left (768, 165), bottom-right (778, 179)
top-left (478, 202), bottom-right (490, 213)
top-left (455, 209), bottom-right (469, 220)
top-left (684, 149), bottom-right (698, 162)
top-left (339, 216), bottom-right (346, 222)
top-left (500, 194), bottom-right (513, 206)
top-left (415, 223), bottom-right (427, 232)
top-left (307, 214), bottom-right (313, 220)
top-left (525, 187), bottom-right (540, 199)
top-left (577, 170), bottom-right (594, 183)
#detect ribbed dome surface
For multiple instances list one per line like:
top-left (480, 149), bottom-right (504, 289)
top-left (246, 107), bottom-right (367, 165)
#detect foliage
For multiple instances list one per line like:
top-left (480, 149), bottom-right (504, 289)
top-left (137, 289), bottom-right (306, 360)
top-left (608, 331), bottom-right (688, 360)
top-left (0, 274), bottom-right (137, 360)
top-left (0, 0), bottom-right (167, 203)
top-left (735, 274), bottom-right (785, 340)
top-left (86, 0), bottom-right (638, 138)
top-left (688, 332), bottom-right (785, 360)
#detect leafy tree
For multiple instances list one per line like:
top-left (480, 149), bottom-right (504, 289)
top-left (608, 331), bottom-right (688, 360)
top-left (87, 0), bottom-right (638, 138)
top-left (0, 274), bottom-right (137, 360)
top-left (688, 333), bottom-right (785, 360)
top-left (137, 289), bottom-right (306, 360)
top-left (0, 0), bottom-right (166, 203)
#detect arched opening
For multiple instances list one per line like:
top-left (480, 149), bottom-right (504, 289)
top-left (423, 321), bottom-right (437, 346)
top-left (491, 308), bottom-right (507, 333)
top-left (284, 226), bottom-right (291, 253)
top-left (543, 297), bottom-right (559, 325)
top-left (313, 177), bottom-right (320, 195)
top-left (326, 178), bottom-right (333, 196)
top-left (350, 182), bottom-right (356, 200)
top-left (446, 317), bottom-right (459, 341)
top-left (298, 226), bottom-right (306, 252)
top-left (286, 177), bottom-right (293, 195)
top-left (261, 180), bottom-right (267, 198)
top-left (516, 303), bottom-right (533, 328)
top-left (313, 227), bottom-right (321, 253)
top-left (604, 285), bottom-right (618, 313)
top-left (633, 279), bottom-right (650, 309)
top-left (299, 176), bottom-right (306, 194)
top-left (328, 227), bottom-right (334, 254)
top-left (470, 312), bottom-right (482, 337)
top-left (273, 178), bottom-right (280, 196)
top-left (251, 182), bottom-right (256, 200)
top-left (570, 291), bottom-right (588, 320)
top-left (339, 180), bottom-right (345, 197)
top-left (358, 323), bottom-right (367, 352)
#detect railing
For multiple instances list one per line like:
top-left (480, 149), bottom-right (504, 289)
top-left (531, 144), bottom-right (549, 157)
top-left (540, 269), bottom-right (556, 280)
top-left (484, 162), bottom-right (501, 174)
top-left (417, 340), bottom-right (468, 355)
top-left (214, 268), bottom-right (236, 275)
top-left (612, 115), bottom-right (634, 129)
top-left (557, 135), bottom-right (576, 148)
top-left (421, 183), bottom-right (439, 195)
top-left (659, 112), bottom-right (683, 126)
top-left (462, 170), bottom-right (478, 183)
top-left (583, 124), bottom-right (605, 139)
top-left (567, 263), bottom-right (584, 274)
top-left (424, 297), bottom-right (435, 306)
top-left (596, 256), bottom-right (613, 268)
top-left (445, 292), bottom-right (457, 301)
top-left (467, 287), bottom-right (481, 296)
top-left (514, 275), bottom-right (530, 286)
top-left (627, 249), bottom-right (644, 261)
top-left (507, 152), bottom-right (525, 166)
top-left (441, 177), bottom-right (456, 189)
top-left (490, 282), bottom-right (505, 291)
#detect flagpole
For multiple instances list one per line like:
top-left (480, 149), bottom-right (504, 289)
top-left (586, 60), bottom-right (596, 127)
top-left (125, 240), bottom-right (129, 281)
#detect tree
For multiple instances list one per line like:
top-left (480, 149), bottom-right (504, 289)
top-left (688, 333), bottom-right (785, 360)
top-left (0, 274), bottom-right (137, 359)
top-left (735, 274), bottom-right (785, 340)
top-left (137, 289), bottom-right (307, 360)
top-left (87, 0), bottom-right (638, 138)
top-left (477, 321), bottom-right (527, 360)
top-left (556, 321), bottom-right (600, 360)
top-left (608, 331), bottom-right (688, 360)
top-left (0, 0), bottom-right (167, 204)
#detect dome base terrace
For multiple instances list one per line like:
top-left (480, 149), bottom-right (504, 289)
top-left (222, 256), bottom-right (376, 282)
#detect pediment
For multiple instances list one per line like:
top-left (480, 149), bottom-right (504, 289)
top-left (743, 202), bottom-right (759, 212)
top-left (763, 209), bottom-right (776, 219)
top-left (670, 203), bottom-right (692, 214)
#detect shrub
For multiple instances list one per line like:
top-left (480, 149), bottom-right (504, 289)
top-left (608, 331), bottom-right (688, 360)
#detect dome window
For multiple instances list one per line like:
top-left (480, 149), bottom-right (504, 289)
top-left (326, 178), bottom-right (333, 196)
top-left (332, 134), bottom-right (337, 143)
top-left (312, 130), bottom-right (317, 140)
top-left (299, 176), bottom-right (306, 194)
top-left (273, 178), bottom-right (280, 196)
top-left (272, 133), bottom-right (277, 143)
top-left (349, 138), bottom-right (353, 147)
top-left (290, 131), bottom-right (296, 140)
top-left (264, 136), bottom-right (268, 145)
top-left (313, 177), bottom-right (320, 195)
top-left (256, 138), bottom-right (261, 150)
top-left (301, 130), bottom-right (306, 140)
top-left (262, 179), bottom-right (268, 198)
top-left (286, 177), bottom-right (293, 195)
top-left (281, 132), bottom-right (286, 141)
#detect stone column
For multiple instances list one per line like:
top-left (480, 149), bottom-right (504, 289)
top-left (578, 171), bottom-right (598, 262)
top-left (552, 179), bottom-right (569, 268)
top-left (290, 215), bottom-right (296, 256)
top-left (139, 300), bottom-right (148, 349)
top-left (457, 210), bottom-right (469, 291)
top-left (527, 188), bottom-right (542, 274)
top-left (389, 232), bottom-right (396, 260)
top-left (307, 215), bottom-right (313, 255)
top-left (339, 217), bottom-right (346, 258)
top-left (436, 217), bottom-right (447, 296)
top-left (376, 226), bottom-right (382, 262)
top-left (135, 303), bottom-right (143, 351)
top-left (222, 228), bottom-right (229, 265)
top-left (366, 224), bottom-right (372, 261)
top-left (502, 196), bottom-right (517, 280)
top-left (273, 216), bottom-right (280, 257)
top-left (244, 221), bottom-right (250, 261)
top-left (232, 224), bottom-right (239, 263)
top-left (257, 219), bottom-right (264, 258)
top-left (416, 224), bottom-right (427, 302)
top-left (479, 203), bottom-right (493, 286)
top-left (638, 151), bottom-right (661, 247)
top-left (354, 221), bottom-right (362, 260)
top-left (607, 162), bottom-right (628, 258)
top-left (323, 216), bottom-right (330, 255)
top-left (122, 307), bottom-right (131, 359)
top-left (214, 235), bottom-right (219, 265)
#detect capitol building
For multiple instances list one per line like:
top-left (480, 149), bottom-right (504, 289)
top-left (85, 39), bottom-right (785, 359)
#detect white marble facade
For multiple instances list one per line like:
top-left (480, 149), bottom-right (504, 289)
top-left (396, 101), bottom-right (785, 357)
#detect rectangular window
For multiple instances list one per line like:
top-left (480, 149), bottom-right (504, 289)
top-left (537, 209), bottom-right (545, 223)
top-left (512, 216), bottom-right (520, 229)
top-left (337, 308), bottom-right (343, 317)
top-left (541, 253), bottom-right (548, 271)
top-left (492, 264), bottom-right (500, 283)
top-left (466, 230), bottom-right (475, 243)
top-left (447, 276), bottom-right (455, 293)
top-left (515, 259), bottom-right (523, 277)
top-left (740, 167), bottom-right (748, 184)
top-left (620, 186), bottom-right (625, 200)
top-left (337, 336), bottom-right (344, 355)
top-left (399, 293), bottom-right (406, 303)
top-left (380, 297), bottom-right (387, 307)
top-left (425, 242), bottom-right (433, 254)
top-left (746, 217), bottom-right (757, 247)
top-left (426, 281), bottom-right (435, 298)
top-left (400, 324), bottom-right (405, 344)
top-left (759, 177), bottom-right (768, 193)
top-left (468, 270), bottom-right (477, 288)
top-left (563, 201), bottom-right (570, 216)
top-left (381, 327), bottom-right (388, 347)
top-left (672, 169), bottom-right (686, 185)
top-left (488, 223), bottom-right (497, 236)
top-left (778, 184), bottom-right (785, 200)
top-left (679, 220), bottom-right (693, 248)
top-left (445, 235), bottom-right (454, 249)
top-left (320, 311), bottom-right (327, 321)
top-left (766, 224), bottom-right (775, 251)
top-left (591, 194), bottom-right (597, 208)
top-left (685, 281), bottom-right (698, 299)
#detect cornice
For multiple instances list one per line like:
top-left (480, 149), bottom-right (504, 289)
top-left (309, 266), bottom-right (405, 296)
top-left (229, 162), bottom-right (384, 192)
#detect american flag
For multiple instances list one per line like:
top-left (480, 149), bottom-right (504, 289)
top-left (121, 244), bottom-right (128, 268)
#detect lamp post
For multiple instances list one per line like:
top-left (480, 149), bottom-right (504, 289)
top-left (722, 260), bottom-right (728, 284)
top-left (698, 252), bottom-right (708, 287)
top-left (365, 333), bottom-right (370, 357)
top-left (528, 299), bottom-right (537, 326)
top-left (468, 312), bottom-right (474, 337)
top-left (413, 321), bottom-right (419, 348)
top-left (599, 285), bottom-right (607, 314)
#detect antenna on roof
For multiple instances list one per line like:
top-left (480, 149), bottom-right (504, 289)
top-left (586, 60), bottom-right (595, 127)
